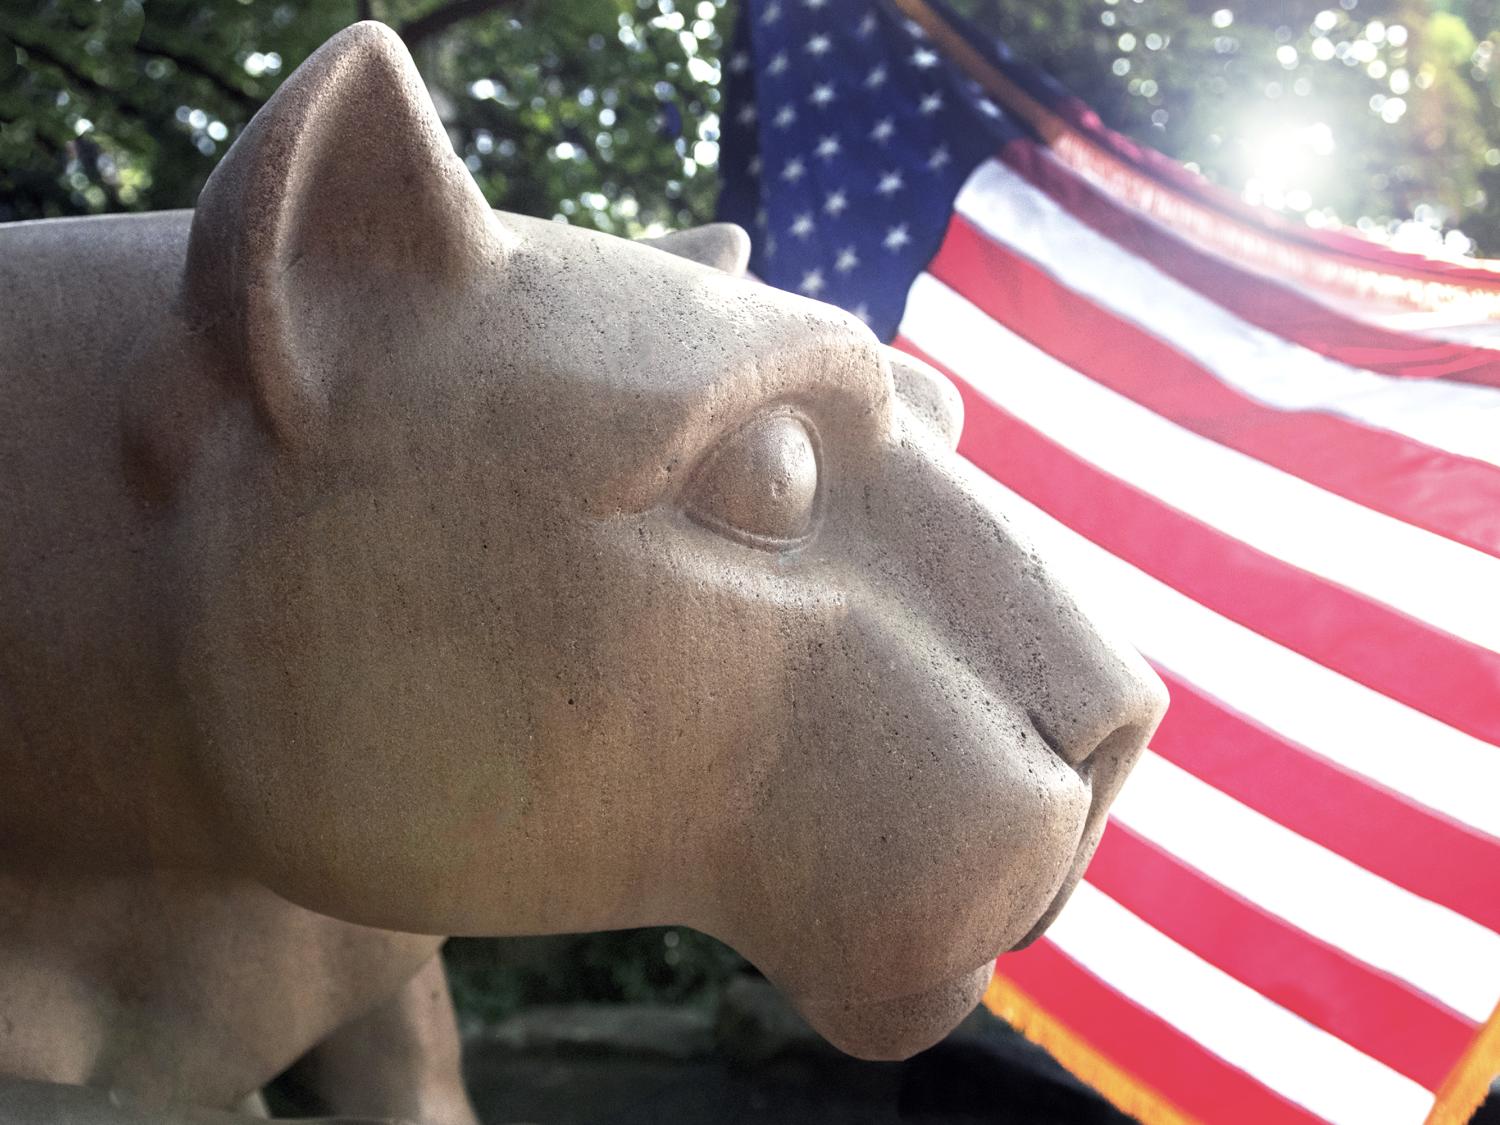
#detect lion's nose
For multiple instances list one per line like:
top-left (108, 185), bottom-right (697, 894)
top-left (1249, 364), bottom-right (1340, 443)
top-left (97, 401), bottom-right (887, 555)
top-left (1028, 668), bottom-right (1167, 778)
top-left (874, 420), bottom-right (1167, 804)
top-left (937, 450), bottom-right (1169, 781)
top-left (1027, 661), bottom-right (1167, 883)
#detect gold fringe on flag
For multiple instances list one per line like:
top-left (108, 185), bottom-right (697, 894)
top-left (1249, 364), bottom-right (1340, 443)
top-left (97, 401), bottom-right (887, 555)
top-left (983, 973), bottom-right (1201, 1125)
top-left (987, 973), bottom-right (1500, 1125)
top-left (1427, 998), bottom-right (1500, 1125)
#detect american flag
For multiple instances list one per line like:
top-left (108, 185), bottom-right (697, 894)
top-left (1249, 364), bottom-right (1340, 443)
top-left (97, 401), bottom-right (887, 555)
top-left (715, 2), bottom-right (1500, 1123)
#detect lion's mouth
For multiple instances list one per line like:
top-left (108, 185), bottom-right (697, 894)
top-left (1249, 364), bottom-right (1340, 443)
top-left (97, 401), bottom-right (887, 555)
top-left (1008, 742), bottom-right (1106, 952)
top-left (1009, 863), bottom-right (1086, 952)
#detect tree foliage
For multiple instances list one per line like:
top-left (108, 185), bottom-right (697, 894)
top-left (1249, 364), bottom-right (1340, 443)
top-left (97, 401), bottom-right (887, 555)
top-left (6, 0), bottom-right (1500, 251)
top-left (0, 0), bottom-right (726, 234)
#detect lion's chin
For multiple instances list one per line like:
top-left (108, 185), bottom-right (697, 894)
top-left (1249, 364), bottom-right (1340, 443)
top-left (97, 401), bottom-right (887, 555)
top-left (797, 962), bottom-right (994, 1061)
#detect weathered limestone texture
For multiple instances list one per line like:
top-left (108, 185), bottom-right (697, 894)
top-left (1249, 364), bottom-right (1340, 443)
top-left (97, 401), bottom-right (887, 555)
top-left (0, 22), bottom-right (1166, 1123)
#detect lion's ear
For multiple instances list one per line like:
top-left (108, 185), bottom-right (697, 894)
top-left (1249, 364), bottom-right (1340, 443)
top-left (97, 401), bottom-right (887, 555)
top-left (181, 21), bottom-right (497, 447)
top-left (641, 223), bottom-right (752, 276)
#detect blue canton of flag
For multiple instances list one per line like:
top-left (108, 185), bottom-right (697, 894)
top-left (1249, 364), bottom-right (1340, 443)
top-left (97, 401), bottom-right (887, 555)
top-left (716, 0), bottom-right (1017, 341)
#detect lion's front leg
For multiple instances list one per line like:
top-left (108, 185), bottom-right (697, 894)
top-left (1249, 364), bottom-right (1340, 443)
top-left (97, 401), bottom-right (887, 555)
top-left (271, 951), bottom-right (478, 1125)
top-left (0, 1076), bottom-right (284, 1124)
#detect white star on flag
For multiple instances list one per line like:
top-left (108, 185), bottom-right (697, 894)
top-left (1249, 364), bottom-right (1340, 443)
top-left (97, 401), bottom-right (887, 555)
top-left (882, 224), bottom-right (910, 251)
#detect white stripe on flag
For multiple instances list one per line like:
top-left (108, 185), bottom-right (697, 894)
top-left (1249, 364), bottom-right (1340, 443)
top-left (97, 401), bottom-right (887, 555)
top-left (938, 457), bottom-right (1500, 840)
top-left (1291, 286), bottom-right (1500, 350)
top-left (1108, 751), bottom-right (1500, 1022)
top-left (1048, 881), bottom-right (1436, 1125)
top-left (952, 157), bottom-right (1500, 470)
top-left (1413, 319), bottom-right (1500, 349)
top-left (902, 273), bottom-right (1500, 655)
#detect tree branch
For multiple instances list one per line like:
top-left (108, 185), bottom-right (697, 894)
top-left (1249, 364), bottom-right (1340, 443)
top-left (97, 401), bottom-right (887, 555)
top-left (0, 26), bottom-right (177, 138)
top-left (75, 135), bottom-right (127, 211)
top-left (1, 27), bottom-right (121, 104)
top-left (0, 115), bottom-right (66, 161)
top-left (133, 36), bottom-right (262, 114)
top-left (398, 0), bottom-right (520, 48)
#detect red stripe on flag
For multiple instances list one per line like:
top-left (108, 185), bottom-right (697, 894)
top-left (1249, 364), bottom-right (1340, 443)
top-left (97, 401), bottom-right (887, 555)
top-left (1086, 821), bottom-right (1477, 1091)
top-left (998, 940), bottom-right (1328, 1125)
top-left (1150, 672), bottom-right (1500, 935)
top-left (924, 212), bottom-right (1500, 560)
top-left (999, 138), bottom-right (1500, 388)
top-left (894, 335), bottom-right (1500, 752)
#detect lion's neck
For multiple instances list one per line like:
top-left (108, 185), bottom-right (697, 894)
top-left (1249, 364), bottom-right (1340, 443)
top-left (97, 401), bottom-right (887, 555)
top-left (0, 215), bottom-right (222, 875)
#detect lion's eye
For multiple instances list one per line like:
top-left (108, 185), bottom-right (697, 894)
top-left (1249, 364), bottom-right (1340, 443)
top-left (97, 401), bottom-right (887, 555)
top-left (684, 413), bottom-right (819, 548)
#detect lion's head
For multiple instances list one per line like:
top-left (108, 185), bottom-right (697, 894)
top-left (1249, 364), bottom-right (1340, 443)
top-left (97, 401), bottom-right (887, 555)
top-left (129, 23), bottom-right (1166, 1060)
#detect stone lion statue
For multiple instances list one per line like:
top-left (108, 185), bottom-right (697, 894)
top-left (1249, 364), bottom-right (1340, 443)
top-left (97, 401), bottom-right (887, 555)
top-left (0, 22), bottom-right (1165, 1123)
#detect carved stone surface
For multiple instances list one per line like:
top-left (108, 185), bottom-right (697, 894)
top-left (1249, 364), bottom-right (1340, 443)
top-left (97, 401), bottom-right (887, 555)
top-left (0, 22), bottom-right (1166, 1122)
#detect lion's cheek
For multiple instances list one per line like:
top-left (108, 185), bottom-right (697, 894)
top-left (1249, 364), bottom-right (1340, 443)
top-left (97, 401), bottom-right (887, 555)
top-left (699, 604), bottom-right (1091, 1048)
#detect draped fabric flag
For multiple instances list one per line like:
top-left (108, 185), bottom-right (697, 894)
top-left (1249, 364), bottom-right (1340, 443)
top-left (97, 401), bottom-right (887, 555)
top-left (716, 3), bottom-right (1500, 1122)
